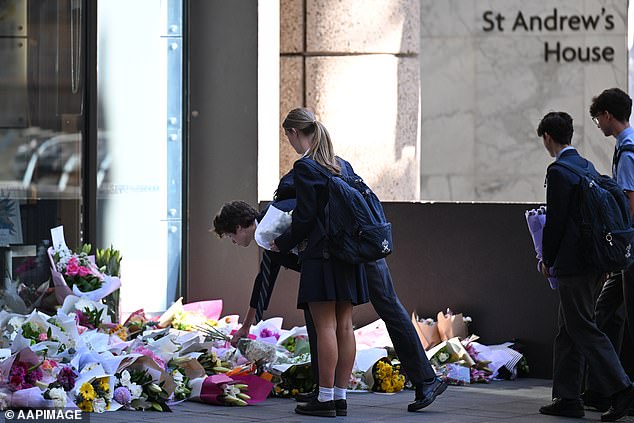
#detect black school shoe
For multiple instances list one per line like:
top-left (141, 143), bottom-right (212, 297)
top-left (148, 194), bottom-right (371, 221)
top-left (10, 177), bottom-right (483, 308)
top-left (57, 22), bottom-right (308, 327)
top-left (582, 390), bottom-right (610, 412)
top-left (295, 398), bottom-right (336, 417)
top-left (539, 398), bottom-right (584, 418)
top-left (335, 399), bottom-right (347, 416)
top-left (295, 389), bottom-right (318, 402)
top-left (408, 378), bottom-right (447, 412)
top-left (601, 384), bottom-right (634, 422)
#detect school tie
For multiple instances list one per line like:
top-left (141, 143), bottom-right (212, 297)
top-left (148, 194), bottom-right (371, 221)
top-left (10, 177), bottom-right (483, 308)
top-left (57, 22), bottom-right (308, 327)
top-left (254, 252), bottom-right (273, 323)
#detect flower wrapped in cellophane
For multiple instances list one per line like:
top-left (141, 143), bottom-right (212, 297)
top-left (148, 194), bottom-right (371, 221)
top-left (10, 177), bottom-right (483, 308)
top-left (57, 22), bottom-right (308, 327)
top-left (48, 226), bottom-right (121, 304)
top-left (112, 355), bottom-right (175, 411)
top-left (188, 373), bottom-right (272, 406)
top-left (368, 357), bottom-right (405, 393)
top-left (72, 363), bottom-right (115, 413)
top-left (254, 203), bottom-right (293, 251)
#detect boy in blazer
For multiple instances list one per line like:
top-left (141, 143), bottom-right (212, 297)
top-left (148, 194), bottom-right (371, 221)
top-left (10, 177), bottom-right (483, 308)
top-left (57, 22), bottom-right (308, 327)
top-left (538, 111), bottom-right (634, 421)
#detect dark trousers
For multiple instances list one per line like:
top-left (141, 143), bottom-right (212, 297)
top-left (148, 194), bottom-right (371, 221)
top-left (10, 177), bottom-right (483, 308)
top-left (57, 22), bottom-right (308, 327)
top-left (553, 272), bottom-right (631, 399)
top-left (306, 258), bottom-right (436, 386)
top-left (364, 258), bottom-right (436, 385)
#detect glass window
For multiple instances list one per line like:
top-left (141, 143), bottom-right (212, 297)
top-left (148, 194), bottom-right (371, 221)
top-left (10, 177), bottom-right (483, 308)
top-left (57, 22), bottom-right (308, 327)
top-left (0, 0), bottom-right (83, 314)
top-left (96, 0), bottom-right (183, 316)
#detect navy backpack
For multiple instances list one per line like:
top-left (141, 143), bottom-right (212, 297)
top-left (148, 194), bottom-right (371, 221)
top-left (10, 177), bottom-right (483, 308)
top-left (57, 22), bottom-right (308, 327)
top-left (303, 158), bottom-right (393, 264)
top-left (551, 160), bottom-right (634, 273)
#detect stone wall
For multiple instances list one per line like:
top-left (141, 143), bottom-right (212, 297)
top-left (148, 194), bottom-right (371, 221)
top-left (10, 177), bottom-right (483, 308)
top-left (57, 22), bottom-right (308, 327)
top-left (420, 0), bottom-right (627, 202)
top-left (279, 0), bottom-right (421, 201)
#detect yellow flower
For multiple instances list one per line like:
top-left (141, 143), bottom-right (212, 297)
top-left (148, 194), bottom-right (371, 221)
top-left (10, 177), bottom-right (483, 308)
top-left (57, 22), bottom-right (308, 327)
top-left (79, 382), bottom-right (96, 401)
top-left (79, 399), bottom-right (93, 412)
top-left (98, 377), bottom-right (110, 392)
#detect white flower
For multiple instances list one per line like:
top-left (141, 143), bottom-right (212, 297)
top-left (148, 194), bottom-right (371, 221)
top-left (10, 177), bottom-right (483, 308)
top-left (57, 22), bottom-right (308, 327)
top-left (74, 298), bottom-right (97, 313)
top-left (0, 392), bottom-right (8, 410)
top-left (48, 388), bottom-right (67, 408)
top-left (92, 397), bottom-right (107, 413)
top-left (129, 383), bottom-right (142, 400)
top-left (119, 370), bottom-right (131, 387)
top-left (223, 384), bottom-right (241, 397)
top-left (438, 352), bottom-right (450, 363)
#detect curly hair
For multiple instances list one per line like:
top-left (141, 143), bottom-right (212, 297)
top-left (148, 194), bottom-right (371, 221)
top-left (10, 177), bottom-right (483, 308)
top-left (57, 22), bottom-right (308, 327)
top-left (589, 88), bottom-right (632, 122)
top-left (212, 201), bottom-right (258, 237)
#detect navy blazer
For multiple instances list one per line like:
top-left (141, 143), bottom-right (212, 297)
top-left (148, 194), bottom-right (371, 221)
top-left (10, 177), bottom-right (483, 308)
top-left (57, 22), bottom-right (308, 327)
top-left (543, 149), bottom-right (592, 276)
top-left (274, 156), bottom-right (358, 259)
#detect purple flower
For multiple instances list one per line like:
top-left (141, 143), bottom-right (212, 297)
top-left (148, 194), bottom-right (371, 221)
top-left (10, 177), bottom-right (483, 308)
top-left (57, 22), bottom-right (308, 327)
top-left (114, 386), bottom-right (132, 405)
top-left (56, 366), bottom-right (77, 391)
top-left (259, 328), bottom-right (280, 340)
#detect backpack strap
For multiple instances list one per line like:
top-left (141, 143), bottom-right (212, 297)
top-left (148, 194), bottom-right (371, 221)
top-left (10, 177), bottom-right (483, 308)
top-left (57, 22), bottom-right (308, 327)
top-left (297, 157), bottom-right (334, 258)
top-left (614, 144), bottom-right (634, 176)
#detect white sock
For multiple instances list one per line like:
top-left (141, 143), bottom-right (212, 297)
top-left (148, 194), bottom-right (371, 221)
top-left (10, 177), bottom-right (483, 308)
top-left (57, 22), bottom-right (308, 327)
top-left (334, 386), bottom-right (347, 401)
top-left (318, 386), bottom-right (334, 402)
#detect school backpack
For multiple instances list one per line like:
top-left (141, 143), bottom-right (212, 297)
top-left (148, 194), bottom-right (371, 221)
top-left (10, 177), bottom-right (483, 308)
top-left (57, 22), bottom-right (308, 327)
top-left (613, 143), bottom-right (634, 176)
top-left (551, 160), bottom-right (634, 273)
top-left (302, 157), bottom-right (393, 264)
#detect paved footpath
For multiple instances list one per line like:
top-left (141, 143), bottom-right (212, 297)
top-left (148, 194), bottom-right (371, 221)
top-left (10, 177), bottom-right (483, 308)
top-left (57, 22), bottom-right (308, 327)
top-left (87, 378), bottom-right (631, 423)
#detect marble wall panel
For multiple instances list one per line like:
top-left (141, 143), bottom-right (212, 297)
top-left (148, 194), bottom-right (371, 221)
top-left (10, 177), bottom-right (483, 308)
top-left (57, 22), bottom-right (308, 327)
top-left (420, 0), bottom-right (627, 202)
top-left (307, 0), bottom-right (419, 54)
top-left (305, 55), bottom-right (420, 200)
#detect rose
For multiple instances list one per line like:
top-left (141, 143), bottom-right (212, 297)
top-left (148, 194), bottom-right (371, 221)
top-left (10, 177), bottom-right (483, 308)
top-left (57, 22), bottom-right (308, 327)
top-left (65, 257), bottom-right (80, 276)
top-left (78, 266), bottom-right (92, 277)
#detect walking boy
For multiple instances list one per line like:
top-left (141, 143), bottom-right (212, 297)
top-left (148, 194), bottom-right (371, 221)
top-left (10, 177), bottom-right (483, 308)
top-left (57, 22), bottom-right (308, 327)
top-left (537, 111), bottom-right (634, 421)
top-left (584, 88), bottom-right (634, 412)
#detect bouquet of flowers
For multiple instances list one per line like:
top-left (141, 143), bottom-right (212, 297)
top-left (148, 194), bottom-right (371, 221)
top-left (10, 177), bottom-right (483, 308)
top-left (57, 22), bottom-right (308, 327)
top-left (189, 373), bottom-right (272, 406)
top-left (271, 363), bottom-right (315, 398)
top-left (254, 204), bottom-right (292, 251)
top-left (113, 368), bottom-right (170, 411)
top-left (75, 376), bottom-right (112, 412)
top-left (96, 245), bottom-right (123, 322)
top-left (48, 226), bottom-right (121, 303)
top-left (369, 358), bottom-right (405, 393)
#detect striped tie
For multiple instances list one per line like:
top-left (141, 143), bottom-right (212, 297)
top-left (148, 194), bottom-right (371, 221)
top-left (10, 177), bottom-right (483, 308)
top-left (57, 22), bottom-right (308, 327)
top-left (255, 252), bottom-right (273, 323)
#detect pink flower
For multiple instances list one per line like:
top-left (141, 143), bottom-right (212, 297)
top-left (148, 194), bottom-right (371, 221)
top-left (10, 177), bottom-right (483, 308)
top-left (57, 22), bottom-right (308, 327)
top-left (132, 346), bottom-right (166, 370)
top-left (37, 332), bottom-right (48, 342)
top-left (65, 257), bottom-right (80, 276)
top-left (77, 266), bottom-right (92, 277)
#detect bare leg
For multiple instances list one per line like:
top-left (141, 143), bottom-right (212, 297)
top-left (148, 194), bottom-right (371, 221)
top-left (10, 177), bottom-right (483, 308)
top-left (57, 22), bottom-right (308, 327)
top-left (334, 301), bottom-right (354, 388)
top-left (308, 301), bottom-right (337, 388)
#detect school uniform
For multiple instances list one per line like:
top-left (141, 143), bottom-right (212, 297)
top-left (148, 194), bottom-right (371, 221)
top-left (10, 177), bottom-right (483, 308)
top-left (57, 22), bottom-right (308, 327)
top-left (250, 164), bottom-right (435, 386)
top-left (543, 148), bottom-right (631, 400)
top-left (275, 156), bottom-right (368, 309)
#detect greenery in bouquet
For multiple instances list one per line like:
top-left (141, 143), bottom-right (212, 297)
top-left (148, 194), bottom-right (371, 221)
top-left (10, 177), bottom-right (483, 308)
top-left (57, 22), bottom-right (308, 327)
top-left (280, 335), bottom-right (310, 356)
top-left (196, 351), bottom-right (232, 375)
top-left (113, 369), bottom-right (170, 412)
top-left (429, 344), bottom-right (459, 368)
top-left (170, 368), bottom-right (191, 401)
top-left (96, 245), bottom-right (122, 322)
top-left (21, 321), bottom-right (57, 346)
top-left (75, 376), bottom-right (111, 413)
top-left (54, 244), bottom-right (103, 292)
top-left (372, 358), bottom-right (405, 393)
top-left (271, 363), bottom-right (315, 398)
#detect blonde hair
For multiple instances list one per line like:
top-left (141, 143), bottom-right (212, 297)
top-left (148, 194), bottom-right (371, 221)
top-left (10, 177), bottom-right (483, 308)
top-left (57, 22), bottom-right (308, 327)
top-left (282, 108), bottom-right (341, 175)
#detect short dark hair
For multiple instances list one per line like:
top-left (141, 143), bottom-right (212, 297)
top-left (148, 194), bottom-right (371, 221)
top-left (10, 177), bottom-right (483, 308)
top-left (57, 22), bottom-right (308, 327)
top-left (212, 201), bottom-right (258, 237)
top-left (537, 111), bottom-right (574, 145)
top-left (589, 88), bottom-right (632, 122)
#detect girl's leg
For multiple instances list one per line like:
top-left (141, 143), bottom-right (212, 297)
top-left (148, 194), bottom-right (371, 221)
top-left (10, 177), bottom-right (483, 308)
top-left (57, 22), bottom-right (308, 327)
top-left (308, 301), bottom-right (337, 388)
top-left (334, 301), bottom-right (355, 389)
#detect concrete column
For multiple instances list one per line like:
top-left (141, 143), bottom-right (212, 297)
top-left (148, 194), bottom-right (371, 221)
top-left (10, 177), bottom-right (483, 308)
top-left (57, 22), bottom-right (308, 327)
top-left (280, 0), bottom-right (421, 201)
